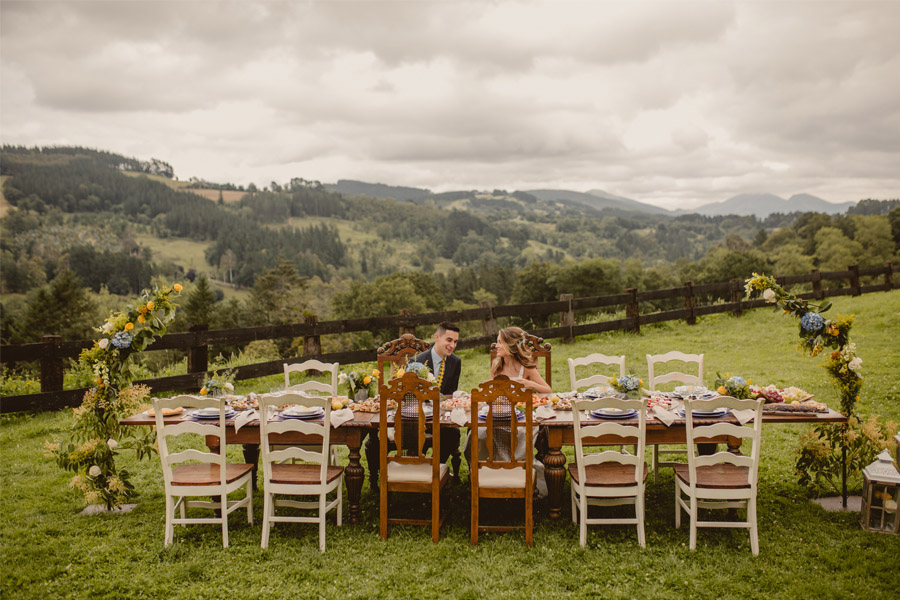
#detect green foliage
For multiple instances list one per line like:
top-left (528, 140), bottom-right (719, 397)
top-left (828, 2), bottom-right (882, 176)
top-left (17, 269), bottom-right (99, 343)
top-left (183, 273), bottom-right (217, 326)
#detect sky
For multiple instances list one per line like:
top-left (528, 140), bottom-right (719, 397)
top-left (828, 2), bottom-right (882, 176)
top-left (2, 1), bottom-right (899, 211)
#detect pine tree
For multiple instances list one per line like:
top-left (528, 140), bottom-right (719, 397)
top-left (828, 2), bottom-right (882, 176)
top-left (184, 274), bottom-right (217, 326)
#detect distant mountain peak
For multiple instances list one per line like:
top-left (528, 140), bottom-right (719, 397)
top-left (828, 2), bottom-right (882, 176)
top-left (687, 192), bottom-right (856, 218)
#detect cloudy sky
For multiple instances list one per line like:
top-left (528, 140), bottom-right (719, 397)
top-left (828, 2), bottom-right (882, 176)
top-left (2, 1), bottom-right (899, 210)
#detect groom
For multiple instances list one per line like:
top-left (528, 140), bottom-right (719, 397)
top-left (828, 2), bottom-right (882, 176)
top-left (416, 321), bottom-right (462, 475)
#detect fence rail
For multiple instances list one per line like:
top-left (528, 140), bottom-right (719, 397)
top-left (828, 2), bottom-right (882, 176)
top-left (1, 263), bottom-right (895, 413)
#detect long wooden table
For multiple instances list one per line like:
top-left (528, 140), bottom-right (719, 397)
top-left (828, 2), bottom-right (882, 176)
top-left (122, 407), bottom-right (847, 523)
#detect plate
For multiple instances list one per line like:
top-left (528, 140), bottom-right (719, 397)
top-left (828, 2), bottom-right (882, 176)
top-left (282, 406), bottom-right (325, 418)
top-left (678, 408), bottom-right (728, 418)
top-left (582, 386), bottom-right (615, 399)
top-left (478, 409), bottom-right (525, 422)
top-left (590, 408), bottom-right (637, 419)
top-left (191, 408), bottom-right (235, 419)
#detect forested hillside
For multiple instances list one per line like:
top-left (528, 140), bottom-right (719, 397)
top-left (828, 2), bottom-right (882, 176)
top-left (2, 145), bottom-right (898, 351)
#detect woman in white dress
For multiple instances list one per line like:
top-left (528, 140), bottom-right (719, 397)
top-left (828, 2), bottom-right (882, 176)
top-left (491, 327), bottom-right (552, 394)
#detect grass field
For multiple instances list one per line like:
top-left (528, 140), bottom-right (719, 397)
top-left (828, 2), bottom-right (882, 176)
top-left (2, 291), bottom-right (898, 599)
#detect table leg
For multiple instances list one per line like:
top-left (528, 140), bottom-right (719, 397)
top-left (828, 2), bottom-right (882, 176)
top-left (345, 433), bottom-right (365, 525)
top-left (543, 429), bottom-right (566, 520)
top-left (242, 444), bottom-right (260, 491)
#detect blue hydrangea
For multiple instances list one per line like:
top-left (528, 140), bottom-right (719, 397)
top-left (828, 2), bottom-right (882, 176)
top-left (729, 376), bottom-right (747, 386)
top-left (800, 311), bottom-right (825, 333)
top-left (111, 331), bottom-right (133, 349)
top-left (620, 374), bottom-right (640, 391)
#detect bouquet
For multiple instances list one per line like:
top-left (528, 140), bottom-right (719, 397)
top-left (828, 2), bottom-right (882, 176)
top-left (339, 368), bottom-right (380, 396)
top-left (714, 373), bottom-right (753, 399)
top-left (609, 374), bottom-right (642, 396)
top-left (396, 360), bottom-right (436, 383)
top-left (201, 368), bottom-right (236, 396)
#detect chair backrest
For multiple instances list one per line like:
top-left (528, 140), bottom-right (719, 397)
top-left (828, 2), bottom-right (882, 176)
top-left (568, 353), bottom-right (626, 392)
top-left (258, 392), bottom-right (332, 488)
top-left (379, 370), bottom-right (441, 472)
top-left (490, 332), bottom-right (552, 387)
top-left (646, 351), bottom-right (704, 390)
top-left (283, 359), bottom-right (339, 394)
top-left (376, 334), bottom-right (429, 394)
top-left (153, 395), bottom-right (228, 487)
top-left (684, 396), bottom-right (763, 488)
top-left (469, 377), bottom-right (533, 475)
top-left (572, 397), bottom-right (647, 486)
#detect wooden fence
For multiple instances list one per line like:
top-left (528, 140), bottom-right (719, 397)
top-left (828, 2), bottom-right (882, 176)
top-left (1, 263), bottom-right (895, 413)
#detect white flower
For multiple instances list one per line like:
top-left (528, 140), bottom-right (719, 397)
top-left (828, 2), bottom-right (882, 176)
top-left (427, 373), bottom-right (436, 382)
top-left (107, 439), bottom-right (118, 450)
top-left (848, 357), bottom-right (863, 371)
top-left (224, 382), bottom-right (234, 391)
top-left (98, 338), bottom-right (109, 349)
top-left (88, 465), bottom-right (101, 477)
top-left (338, 373), bottom-right (348, 385)
top-left (102, 322), bottom-right (114, 333)
top-left (763, 288), bottom-right (776, 303)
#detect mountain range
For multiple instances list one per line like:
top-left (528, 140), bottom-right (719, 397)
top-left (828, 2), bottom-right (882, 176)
top-left (325, 179), bottom-right (856, 218)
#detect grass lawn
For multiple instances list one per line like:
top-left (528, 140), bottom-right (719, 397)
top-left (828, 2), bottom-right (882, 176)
top-left (2, 291), bottom-right (899, 599)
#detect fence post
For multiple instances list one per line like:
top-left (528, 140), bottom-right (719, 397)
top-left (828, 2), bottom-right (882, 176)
top-left (398, 309), bottom-right (416, 337)
top-left (625, 288), bottom-right (640, 334)
top-left (885, 262), bottom-right (894, 290)
top-left (479, 300), bottom-right (498, 338)
top-left (40, 335), bottom-right (64, 394)
top-left (811, 269), bottom-right (823, 300)
top-left (683, 281), bottom-right (696, 325)
top-left (849, 264), bottom-right (861, 296)
top-left (730, 279), bottom-right (743, 317)
top-left (302, 314), bottom-right (321, 374)
top-left (559, 293), bottom-right (574, 343)
top-left (187, 324), bottom-right (208, 378)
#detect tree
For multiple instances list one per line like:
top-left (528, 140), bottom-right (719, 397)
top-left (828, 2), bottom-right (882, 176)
top-left (19, 269), bottom-right (98, 342)
top-left (850, 215), bottom-right (896, 267)
top-left (184, 274), bottom-right (217, 326)
top-left (249, 257), bottom-right (308, 326)
top-left (814, 227), bottom-right (864, 271)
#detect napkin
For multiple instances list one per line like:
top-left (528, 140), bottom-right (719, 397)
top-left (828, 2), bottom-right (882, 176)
top-left (652, 405), bottom-right (677, 427)
top-left (535, 406), bottom-right (556, 421)
top-left (450, 407), bottom-right (468, 426)
top-left (330, 408), bottom-right (355, 427)
top-left (731, 408), bottom-right (757, 425)
top-left (233, 410), bottom-right (258, 433)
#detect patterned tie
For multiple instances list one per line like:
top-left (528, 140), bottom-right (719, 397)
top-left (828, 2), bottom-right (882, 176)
top-left (437, 359), bottom-right (445, 388)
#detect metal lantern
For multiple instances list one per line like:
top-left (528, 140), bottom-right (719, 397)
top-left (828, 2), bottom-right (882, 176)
top-left (859, 449), bottom-right (900, 534)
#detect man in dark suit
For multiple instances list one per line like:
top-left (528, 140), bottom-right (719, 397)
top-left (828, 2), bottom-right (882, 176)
top-left (416, 322), bottom-right (462, 476)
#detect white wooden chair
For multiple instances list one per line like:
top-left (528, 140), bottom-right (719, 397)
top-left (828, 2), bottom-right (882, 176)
top-left (259, 392), bottom-right (343, 552)
top-left (152, 395), bottom-right (254, 548)
top-left (571, 397), bottom-right (648, 548)
top-left (283, 360), bottom-right (340, 465)
top-left (568, 353), bottom-right (626, 392)
top-left (646, 351), bottom-right (704, 482)
top-left (674, 396), bottom-right (764, 555)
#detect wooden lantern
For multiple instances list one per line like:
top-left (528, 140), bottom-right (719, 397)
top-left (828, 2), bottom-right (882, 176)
top-left (859, 449), bottom-right (900, 535)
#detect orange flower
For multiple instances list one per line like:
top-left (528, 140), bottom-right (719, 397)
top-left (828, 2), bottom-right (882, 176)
top-left (137, 315), bottom-right (145, 324)
top-left (124, 322), bottom-right (134, 331)
top-left (146, 301), bottom-right (154, 310)
top-left (173, 283), bottom-right (182, 292)
top-left (717, 385), bottom-right (727, 394)
top-left (200, 387), bottom-right (208, 395)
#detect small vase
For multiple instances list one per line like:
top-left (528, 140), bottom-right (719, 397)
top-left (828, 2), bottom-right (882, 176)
top-left (354, 388), bottom-right (369, 403)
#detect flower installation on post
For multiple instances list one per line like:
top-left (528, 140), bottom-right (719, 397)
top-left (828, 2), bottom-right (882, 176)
top-left (46, 283), bottom-right (182, 509)
top-left (744, 273), bottom-right (896, 497)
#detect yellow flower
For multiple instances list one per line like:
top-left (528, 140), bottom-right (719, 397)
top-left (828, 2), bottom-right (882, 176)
top-left (363, 376), bottom-right (372, 385)
top-left (146, 301), bottom-right (154, 310)
top-left (717, 385), bottom-right (727, 394)
top-left (137, 315), bottom-right (145, 323)
top-left (173, 283), bottom-right (182, 292)
top-left (124, 322), bottom-right (134, 331)
top-left (372, 369), bottom-right (380, 378)
top-left (200, 387), bottom-right (208, 395)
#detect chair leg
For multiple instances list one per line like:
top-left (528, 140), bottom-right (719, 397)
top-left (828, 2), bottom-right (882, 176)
top-left (432, 487), bottom-right (440, 543)
top-left (652, 446), bottom-right (659, 484)
top-left (470, 495), bottom-right (479, 545)
top-left (636, 491), bottom-right (646, 549)
top-left (688, 496), bottom-right (698, 551)
top-left (749, 495), bottom-right (759, 556)
top-left (337, 480), bottom-right (343, 527)
top-left (164, 494), bottom-right (175, 547)
top-left (261, 492), bottom-right (271, 549)
top-left (221, 494), bottom-right (229, 548)
top-left (246, 479), bottom-right (254, 524)
top-left (571, 487), bottom-right (577, 524)
top-left (379, 481), bottom-right (388, 540)
top-left (525, 486), bottom-right (533, 547)
top-left (674, 485), bottom-right (682, 529)
top-left (579, 494), bottom-right (587, 548)
top-left (319, 494), bottom-right (326, 553)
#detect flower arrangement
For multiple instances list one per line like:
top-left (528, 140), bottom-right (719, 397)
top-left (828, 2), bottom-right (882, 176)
top-left (714, 373), bottom-right (754, 399)
top-left (47, 283), bottom-right (182, 509)
top-left (395, 360), bottom-right (436, 383)
top-left (200, 368), bottom-right (236, 396)
top-left (609, 374), bottom-right (642, 396)
top-left (339, 368), bottom-right (380, 397)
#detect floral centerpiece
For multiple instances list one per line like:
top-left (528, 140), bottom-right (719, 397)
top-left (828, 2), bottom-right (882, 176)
top-left (395, 360), bottom-right (436, 383)
top-left (744, 273), bottom-right (896, 496)
top-left (46, 283), bottom-right (182, 509)
top-left (200, 368), bottom-right (236, 397)
top-left (714, 373), bottom-right (754, 399)
top-left (339, 368), bottom-right (379, 400)
top-left (609, 374), bottom-right (642, 397)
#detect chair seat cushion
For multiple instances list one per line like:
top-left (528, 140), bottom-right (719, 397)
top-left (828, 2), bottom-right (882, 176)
top-left (672, 463), bottom-right (753, 489)
top-left (270, 463), bottom-right (344, 485)
top-left (568, 462), bottom-right (647, 486)
top-left (387, 461), bottom-right (449, 483)
top-left (172, 463), bottom-right (254, 486)
top-left (477, 465), bottom-right (535, 489)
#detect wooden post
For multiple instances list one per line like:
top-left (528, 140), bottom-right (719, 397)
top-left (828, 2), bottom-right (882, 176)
top-left (187, 324), bottom-right (208, 380)
top-left (625, 288), bottom-right (640, 334)
top-left (884, 262), bottom-right (894, 291)
top-left (40, 335), bottom-right (64, 394)
top-left (683, 281), bottom-right (696, 325)
top-left (559, 293), bottom-right (574, 343)
top-left (479, 300), bottom-right (498, 338)
top-left (302, 314), bottom-right (321, 375)
top-left (398, 309), bottom-right (415, 337)
top-left (730, 279), bottom-right (743, 317)
top-left (849, 264), bottom-right (861, 296)
top-left (811, 269), bottom-right (823, 300)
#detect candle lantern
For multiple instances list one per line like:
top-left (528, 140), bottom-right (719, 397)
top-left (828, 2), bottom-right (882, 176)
top-left (859, 449), bottom-right (900, 535)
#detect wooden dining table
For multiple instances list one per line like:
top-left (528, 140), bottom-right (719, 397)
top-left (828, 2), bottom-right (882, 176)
top-left (122, 405), bottom-right (847, 523)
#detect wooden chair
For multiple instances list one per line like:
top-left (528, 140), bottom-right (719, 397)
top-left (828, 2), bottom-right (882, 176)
top-left (571, 397), bottom-right (648, 548)
top-left (674, 396), bottom-right (764, 555)
top-left (568, 353), bottom-right (626, 392)
top-left (379, 371), bottom-right (449, 542)
top-left (259, 392), bottom-right (343, 552)
top-left (490, 332), bottom-right (552, 388)
top-left (283, 359), bottom-right (340, 465)
top-left (152, 395), bottom-right (253, 548)
top-left (470, 377), bottom-right (535, 546)
top-left (646, 351), bottom-right (704, 482)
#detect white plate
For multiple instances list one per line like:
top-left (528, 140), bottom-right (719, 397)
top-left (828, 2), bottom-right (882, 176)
top-left (191, 408), bottom-right (234, 419)
top-left (590, 408), bottom-right (637, 419)
top-left (282, 406), bottom-right (324, 417)
top-left (678, 408), bottom-right (728, 418)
